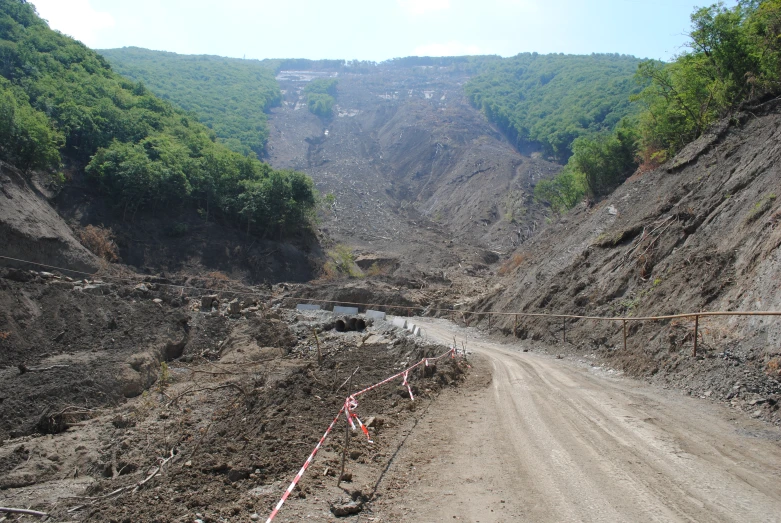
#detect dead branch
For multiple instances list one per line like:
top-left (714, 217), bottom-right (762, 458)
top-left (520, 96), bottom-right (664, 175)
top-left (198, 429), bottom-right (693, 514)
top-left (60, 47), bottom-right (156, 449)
top-left (133, 448), bottom-right (175, 492)
top-left (183, 420), bottom-right (213, 464)
top-left (0, 507), bottom-right (48, 518)
top-left (167, 383), bottom-right (247, 407)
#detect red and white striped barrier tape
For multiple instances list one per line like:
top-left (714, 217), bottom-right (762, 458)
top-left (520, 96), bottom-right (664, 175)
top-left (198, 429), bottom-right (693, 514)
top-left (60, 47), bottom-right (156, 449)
top-left (402, 371), bottom-right (414, 401)
top-left (265, 406), bottom-right (345, 523)
top-left (266, 346), bottom-right (460, 522)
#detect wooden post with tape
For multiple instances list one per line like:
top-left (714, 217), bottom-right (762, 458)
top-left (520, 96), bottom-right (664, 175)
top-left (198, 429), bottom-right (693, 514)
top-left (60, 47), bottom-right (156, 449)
top-left (513, 314), bottom-right (518, 338)
top-left (693, 315), bottom-right (699, 357)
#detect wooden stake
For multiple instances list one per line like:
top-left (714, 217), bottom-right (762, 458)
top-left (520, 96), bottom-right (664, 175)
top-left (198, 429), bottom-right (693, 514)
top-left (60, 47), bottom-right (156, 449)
top-left (337, 368), bottom-right (356, 487)
top-left (488, 313), bottom-right (491, 332)
top-left (312, 328), bottom-right (322, 365)
top-left (513, 314), bottom-right (518, 338)
top-left (563, 318), bottom-right (566, 343)
top-left (623, 320), bottom-right (628, 351)
top-left (693, 315), bottom-right (699, 357)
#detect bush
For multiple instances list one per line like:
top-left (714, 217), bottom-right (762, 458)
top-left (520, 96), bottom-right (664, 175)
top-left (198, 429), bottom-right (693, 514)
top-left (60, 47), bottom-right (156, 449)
top-left (78, 225), bottom-right (119, 262)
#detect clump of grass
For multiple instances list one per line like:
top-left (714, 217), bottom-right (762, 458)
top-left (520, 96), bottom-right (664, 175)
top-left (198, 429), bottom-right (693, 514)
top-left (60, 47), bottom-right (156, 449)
top-left (746, 193), bottom-right (777, 223)
top-left (320, 245), bottom-right (363, 280)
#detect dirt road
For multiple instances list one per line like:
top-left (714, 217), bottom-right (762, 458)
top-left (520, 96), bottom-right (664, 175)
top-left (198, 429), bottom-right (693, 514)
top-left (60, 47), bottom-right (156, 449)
top-left (371, 318), bottom-right (781, 522)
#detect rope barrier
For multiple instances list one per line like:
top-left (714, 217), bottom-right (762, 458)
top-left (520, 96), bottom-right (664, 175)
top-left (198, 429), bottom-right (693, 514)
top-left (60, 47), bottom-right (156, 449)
top-left (3, 254), bottom-right (780, 324)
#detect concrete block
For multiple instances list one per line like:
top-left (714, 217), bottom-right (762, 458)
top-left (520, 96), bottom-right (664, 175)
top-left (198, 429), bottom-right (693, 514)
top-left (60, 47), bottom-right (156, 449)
top-left (366, 309), bottom-right (386, 320)
top-left (296, 304), bottom-right (321, 311)
top-left (334, 305), bottom-right (359, 315)
top-left (407, 322), bottom-right (416, 332)
top-left (391, 317), bottom-right (407, 329)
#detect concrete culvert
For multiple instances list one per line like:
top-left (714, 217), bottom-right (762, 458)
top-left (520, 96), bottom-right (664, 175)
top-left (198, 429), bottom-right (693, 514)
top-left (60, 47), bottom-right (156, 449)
top-left (335, 319), bottom-right (347, 332)
top-left (347, 317), bottom-right (358, 331)
top-left (355, 318), bottom-right (367, 331)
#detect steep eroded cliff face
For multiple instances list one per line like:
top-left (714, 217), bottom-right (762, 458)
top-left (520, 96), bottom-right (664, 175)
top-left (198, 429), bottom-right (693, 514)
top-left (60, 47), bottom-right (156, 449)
top-left (480, 100), bottom-right (781, 412)
top-left (265, 63), bottom-right (561, 275)
top-left (0, 162), bottom-right (97, 275)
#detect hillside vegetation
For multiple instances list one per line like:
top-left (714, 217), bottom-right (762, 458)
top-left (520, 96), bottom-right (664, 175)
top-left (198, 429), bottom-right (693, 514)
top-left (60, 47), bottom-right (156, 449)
top-left (465, 53), bottom-right (644, 162)
top-left (0, 0), bottom-right (316, 239)
top-left (534, 0), bottom-right (781, 212)
top-left (99, 47), bottom-right (281, 156)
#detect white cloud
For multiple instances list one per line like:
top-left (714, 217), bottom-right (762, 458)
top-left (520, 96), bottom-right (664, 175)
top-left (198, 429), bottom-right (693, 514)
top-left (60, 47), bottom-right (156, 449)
top-left (413, 41), bottom-right (482, 56)
top-left (31, 0), bottom-right (115, 47)
top-left (397, 0), bottom-right (450, 16)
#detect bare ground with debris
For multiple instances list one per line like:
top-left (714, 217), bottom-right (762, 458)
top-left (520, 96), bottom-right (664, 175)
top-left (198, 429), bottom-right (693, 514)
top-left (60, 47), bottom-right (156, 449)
top-left (0, 268), bottom-right (467, 521)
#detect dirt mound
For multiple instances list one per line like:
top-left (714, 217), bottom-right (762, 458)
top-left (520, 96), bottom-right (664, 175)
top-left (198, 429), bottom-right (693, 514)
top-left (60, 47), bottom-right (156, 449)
top-left (477, 100), bottom-right (781, 422)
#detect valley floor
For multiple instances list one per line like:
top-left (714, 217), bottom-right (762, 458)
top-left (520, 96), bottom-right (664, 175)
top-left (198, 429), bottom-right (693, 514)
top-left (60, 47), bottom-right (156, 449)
top-left (367, 318), bottom-right (781, 522)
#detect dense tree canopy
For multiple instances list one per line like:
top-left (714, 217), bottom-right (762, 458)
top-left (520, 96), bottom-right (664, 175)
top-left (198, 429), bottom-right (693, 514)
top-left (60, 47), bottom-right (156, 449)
top-left (465, 53), bottom-right (644, 162)
top-left (98, 47), bottom-right (281, 156)
top-left (534, 1), bottom-right (781, 213)
top-left (304, 78), bottom-right (338, 118)
top-left (0, 0), bottom-right (317, 238)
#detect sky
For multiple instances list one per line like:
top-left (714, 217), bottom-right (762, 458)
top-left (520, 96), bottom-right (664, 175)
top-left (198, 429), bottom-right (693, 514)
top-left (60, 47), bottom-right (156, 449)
top-left (29, 0), bottom-right (727, 62)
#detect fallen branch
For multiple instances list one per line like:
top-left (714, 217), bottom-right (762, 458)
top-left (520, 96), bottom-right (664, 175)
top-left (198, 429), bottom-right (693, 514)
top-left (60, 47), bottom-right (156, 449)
top-left (0, 507), bottom-right (48, 518)
top-left (133, 448), bottom-right (175, 492)
top-left (167, 383), bottom-right (247, 407)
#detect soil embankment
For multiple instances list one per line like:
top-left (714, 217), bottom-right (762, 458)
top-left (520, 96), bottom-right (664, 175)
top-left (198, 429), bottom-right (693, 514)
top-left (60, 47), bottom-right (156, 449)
top-left (473, 101), bottom-right (781, 422)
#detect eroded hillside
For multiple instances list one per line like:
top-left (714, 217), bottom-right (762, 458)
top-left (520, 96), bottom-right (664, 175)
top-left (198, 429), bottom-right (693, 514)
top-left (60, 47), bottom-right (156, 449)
top-left (266, 63), bottom-right (561, 272)
top-left (476, 99), bottom-right (781, 421)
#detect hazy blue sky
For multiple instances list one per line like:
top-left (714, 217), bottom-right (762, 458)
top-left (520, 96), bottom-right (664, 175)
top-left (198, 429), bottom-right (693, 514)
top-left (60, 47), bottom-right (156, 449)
top-left (30, 0), bottom-right (725, 61)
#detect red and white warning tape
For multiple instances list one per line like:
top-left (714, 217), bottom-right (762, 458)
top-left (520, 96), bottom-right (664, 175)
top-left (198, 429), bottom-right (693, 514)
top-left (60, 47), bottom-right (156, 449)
top-left (265, 346), bottom-right (458, 522)
top-left (264, 406), bottom-right (345, 523)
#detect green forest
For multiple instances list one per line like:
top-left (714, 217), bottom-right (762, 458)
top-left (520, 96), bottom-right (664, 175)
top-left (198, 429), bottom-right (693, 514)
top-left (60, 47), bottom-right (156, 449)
top-left (0, 0), bottom-right (317, 239)
top-left (98, 47), bottom-right (281, 156)
top-left (304, 78), bottom-right (338, 117)
top-left (534, 0), bottom-right (781, 213)
top-left (465, 53), bottom-right (644, 162)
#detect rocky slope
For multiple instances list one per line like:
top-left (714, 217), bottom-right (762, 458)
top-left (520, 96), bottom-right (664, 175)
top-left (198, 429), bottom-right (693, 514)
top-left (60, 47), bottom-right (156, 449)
top-left (475, 98), bottom-right (781, 422)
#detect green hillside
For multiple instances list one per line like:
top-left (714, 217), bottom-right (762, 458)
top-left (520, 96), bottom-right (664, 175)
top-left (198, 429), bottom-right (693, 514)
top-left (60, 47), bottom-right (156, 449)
top-left (0, 0), bottom-right (316, 239)
top-left (465, 53), bottom-right (644, 162)
top-left (99, 47), bottom-right (281, 156)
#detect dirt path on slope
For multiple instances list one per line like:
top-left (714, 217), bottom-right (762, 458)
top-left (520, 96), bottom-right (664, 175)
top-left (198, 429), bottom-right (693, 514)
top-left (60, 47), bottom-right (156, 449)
top-left (369, 318), bottom-right (781, 522)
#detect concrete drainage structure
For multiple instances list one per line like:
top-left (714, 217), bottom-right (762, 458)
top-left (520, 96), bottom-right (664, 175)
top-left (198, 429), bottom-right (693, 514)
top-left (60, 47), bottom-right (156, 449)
top-left (334, 316), bottom-right (367, 332)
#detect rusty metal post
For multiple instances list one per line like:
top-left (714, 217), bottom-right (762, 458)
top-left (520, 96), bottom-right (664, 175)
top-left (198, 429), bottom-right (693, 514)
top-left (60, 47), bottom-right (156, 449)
top-left (693, 315), bottom-right (699, 357)
top-left (623, 320), bottom-right (627, 351)
top-left (513, 314), bottom-right (518, 338)
top-left (563, 318), bottom-right (566, 343)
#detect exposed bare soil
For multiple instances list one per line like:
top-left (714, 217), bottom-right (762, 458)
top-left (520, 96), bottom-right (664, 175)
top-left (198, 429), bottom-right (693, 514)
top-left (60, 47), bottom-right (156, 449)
top-left (266, 63), bottom-right (561, 279)
top-left (464, 100), bottom-right (781, 425)
top-left (0, 268), bottom-right (466, 521)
